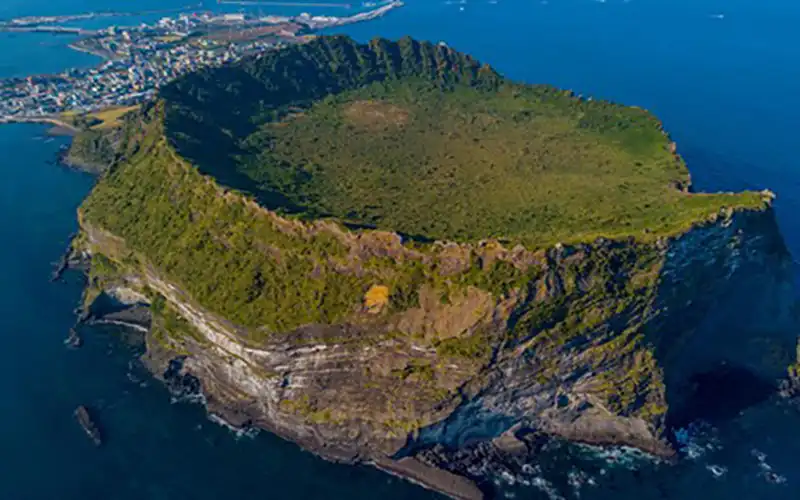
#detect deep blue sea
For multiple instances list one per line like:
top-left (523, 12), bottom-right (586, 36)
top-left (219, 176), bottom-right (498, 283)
top-left (1, 1), bottom-right (799, 499)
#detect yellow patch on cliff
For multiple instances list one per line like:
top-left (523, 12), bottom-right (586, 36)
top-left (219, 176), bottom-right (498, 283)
top-left (364, 285), bottom-right (390, 313)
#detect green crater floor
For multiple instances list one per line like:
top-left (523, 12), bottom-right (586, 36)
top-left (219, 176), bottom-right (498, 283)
top-left (162, 36), bottom-right (765, 247)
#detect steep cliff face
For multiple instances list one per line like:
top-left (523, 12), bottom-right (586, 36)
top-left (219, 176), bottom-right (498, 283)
top-left (71, 35), bottom-right (798, 499)
top-left (77, 201), bottom-right (795, 465)
top-left (410, 208), bottom-right (795, 458)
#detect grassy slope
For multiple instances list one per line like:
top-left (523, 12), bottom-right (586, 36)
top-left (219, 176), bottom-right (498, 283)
top-left (80, 125), bottom-right (672, 424)
top-left (89, 105), bottom-right (141, 130)
top-left (62, 105), bottom-right (141, 171)
top-left (80, 111), bottom-right (539, 339)
top-left (153, 35), bottom-right (765, 249)
top-left (238, 79), bottom-right (764, 247)
top-left (61, 105), bottom-right (140, 130)
top-left (75, 37), bottom-right (779, 435)
top-left (80, 37), bottom-right (767, 351)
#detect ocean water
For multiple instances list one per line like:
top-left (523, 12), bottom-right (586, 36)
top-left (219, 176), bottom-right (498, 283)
top-left (1, 1), bottom-right (799, 499)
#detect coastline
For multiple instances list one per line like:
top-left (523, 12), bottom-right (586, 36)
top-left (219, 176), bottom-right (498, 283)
top-left (0, 115), bottom-right (79, 134)
top-left (2, 0), bottom-right (798, 498)
top-left (67, 41), bottom-right (113, 61)
top-left (0, 1), bottom-right (404, 122)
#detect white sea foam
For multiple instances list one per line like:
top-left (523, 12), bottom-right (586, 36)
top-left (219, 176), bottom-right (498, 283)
top-left (567, 468), bottom-right (597, 496)
top-left (91, 318), bottom-right (149, 333)
top-left (531, 476), bottom-right (565, 500)
top-left (763, 472), bottom-right (787, 485)
top-left (677, 421), bottom-right (722, 460)
top-left (706, 464), bottom-right (727, 478)
top-left (500, 470), bottom-right (517, 485)
top-left (207, 413), bottom-right (260, 439)
top-left (750, 449), bottom-right (787, 485)
top-left (577, 443), bottom-right (655, 469)
top-left (170, 391), bottom-right (206, 406)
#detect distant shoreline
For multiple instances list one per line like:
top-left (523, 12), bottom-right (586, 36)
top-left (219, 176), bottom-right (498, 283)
top-left (218, 0), bottom-right (353, 7)
top-left (67, 41), bottom-right (113, 61)
top-left (0, 1), bottom-right (404, 126)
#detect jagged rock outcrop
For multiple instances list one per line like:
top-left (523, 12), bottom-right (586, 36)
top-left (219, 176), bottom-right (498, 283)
top-left (74, 405), bottom-right (102, 446)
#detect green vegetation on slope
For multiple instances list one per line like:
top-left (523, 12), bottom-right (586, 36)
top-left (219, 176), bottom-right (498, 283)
top-left (77, 36), bottom-right (783, 436)
top-left (82, 131), bottom-right (364, 336)
top-left (80, 113), bottom-right (539, 340)
top-left (63, 105), bottom-right (143, 172)
top-left (65, 129), bottom-right (117, 171)
top-left (158, 35), bottom-right (764, 247)
top-left (509, 243), bottom-right (669, 421)
top-left (80, 35), bottom-right (765, 350)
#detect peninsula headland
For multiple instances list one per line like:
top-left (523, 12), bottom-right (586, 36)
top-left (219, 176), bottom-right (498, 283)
top-left (67, 35), bottom-right (798, 499)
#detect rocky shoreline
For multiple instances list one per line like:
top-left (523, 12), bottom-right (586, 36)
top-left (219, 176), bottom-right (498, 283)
top-left (64, 211), bottom-right (799, 500)
top-left (54, 243), bottom-right (489, 498)
top-left (56, 142), bottom-right (112, 175)
top-left (61, 304), bottom-right (797, 500)
top-left (53, 35), bottom-right (800, 496)
top-left (64, 304), bottom-right (800, 500)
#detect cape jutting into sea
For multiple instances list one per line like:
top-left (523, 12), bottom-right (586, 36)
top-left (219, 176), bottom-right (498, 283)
top-left (1, 0), bottom-right (798, 498)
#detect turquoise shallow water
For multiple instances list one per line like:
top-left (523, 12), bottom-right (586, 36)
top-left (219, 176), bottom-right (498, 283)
top-left (1, 1), bottom-right (799, 499)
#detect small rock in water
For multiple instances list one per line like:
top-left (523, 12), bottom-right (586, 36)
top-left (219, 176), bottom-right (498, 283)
top-left (751, 449), bottom-right (767, 462)
top-left (64, 328), bottom-right (82, 349)
top-left (49, 233), bottom-right (76, 282)
top-left (763, 471), bottom-right (787, 484)
top-left (74, 405), bottom-right (102, 446)
top-left (706, 464), bottom-right (727, 478)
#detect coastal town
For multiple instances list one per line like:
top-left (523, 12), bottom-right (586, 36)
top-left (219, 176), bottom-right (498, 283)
top-left (0, 1), bottom-right (402, 125)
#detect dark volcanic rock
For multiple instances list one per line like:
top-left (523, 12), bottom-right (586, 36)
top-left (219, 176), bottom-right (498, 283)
top-left (779, 372), bottom-right (800, 399)
top-left (375, 456), bottom-right (486, 500)
top-left (416, 429), bottom-right (548, 478)
top-left (49, 233), bottom-right (77, 283)
top-left (64, 328), bottom-right (82, 349)
top-left (74, 405), bottom-right (102, 446)
top-left (75, 307), bottom-right (92, 324)
top-left (50, 255), bottom-right (68, 283)
top-left (162, 356), bottom-right (202, 401)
